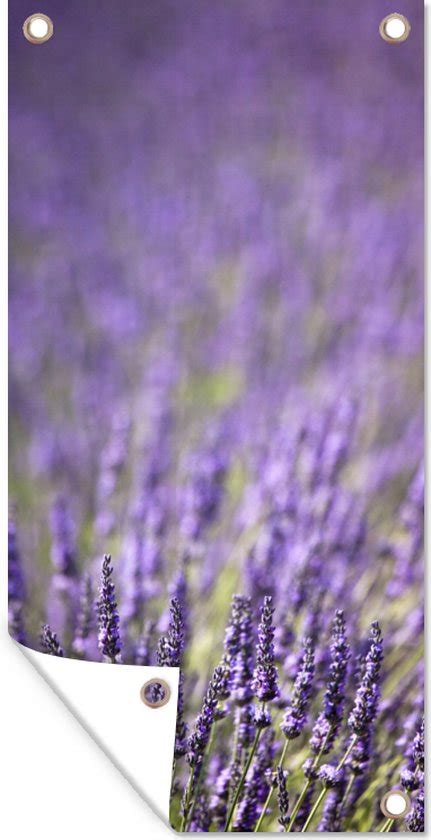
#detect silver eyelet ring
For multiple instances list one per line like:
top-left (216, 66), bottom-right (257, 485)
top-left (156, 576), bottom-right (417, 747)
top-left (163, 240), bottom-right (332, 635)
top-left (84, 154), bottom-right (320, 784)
top-left (140, 678), bottom-right (171, 709)
top-left (379, 13), bottom-right (411, 44)
top-left (23, 13), bottom-right (54, 44)
top-left (380, 789), bottom-right (411, 820)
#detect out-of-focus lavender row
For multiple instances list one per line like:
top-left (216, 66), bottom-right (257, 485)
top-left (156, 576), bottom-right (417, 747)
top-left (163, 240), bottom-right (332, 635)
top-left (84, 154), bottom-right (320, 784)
top-left (9, 0), bottom-right (423, 832)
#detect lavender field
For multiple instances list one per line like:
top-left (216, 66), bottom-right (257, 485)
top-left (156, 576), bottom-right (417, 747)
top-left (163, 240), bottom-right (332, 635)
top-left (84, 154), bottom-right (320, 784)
top-left (9, 0), bottom-right (424, 832)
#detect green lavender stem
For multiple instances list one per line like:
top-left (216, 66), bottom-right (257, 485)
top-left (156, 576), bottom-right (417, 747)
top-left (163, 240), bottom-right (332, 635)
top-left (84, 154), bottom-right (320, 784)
top-left (300, 736), bottom-right (357, 832)
top-left (286, 779), bottom-right (312, 832)
top-left (383, 818), bottom-right (395, 832)
top-left (254, 739), bottom-right (290, 832)
top-left (180, 774), bottom-right (194, 832)
top-left (286, 726), bottom-right (334, 832)
top-left (224, 724), bottom-right (263, 831)
top-left (301, 788), bottom-right (327, 832)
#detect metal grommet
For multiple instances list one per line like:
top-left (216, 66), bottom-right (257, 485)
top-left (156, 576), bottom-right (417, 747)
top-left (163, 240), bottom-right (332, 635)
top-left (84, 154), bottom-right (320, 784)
top-left (379, 13), bottom-right (411, 44)
top-left (140, 678), bottom-right (171, 709)
top-left (23, 13), bottom-right (54, 44)
top-left (380, 789), bottom-right (411, 819)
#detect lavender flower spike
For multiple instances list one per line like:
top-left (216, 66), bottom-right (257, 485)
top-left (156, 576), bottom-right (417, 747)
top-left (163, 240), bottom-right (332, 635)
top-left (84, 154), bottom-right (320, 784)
top-left (187, 665), bottom-right (227, 770)
top-left (281, 637), bottom-right (315, 739)
top-left (181, 666), bottom-right (227, 831)
top-left (41, 624), bottom-right (64, 656)
top-left (72, 573), bottom-right (95, 657)
top-left (401, 717), bottom-right (424, 792)
top-left (97, 554), bottom-right (122, 663)
top-left (224, 594), bottom-right (254, 705)
top-left (348, 621), bottom-right (383, 738)
top-left (311, 609), bottom-right (350, 754)
top-left (346, 621), bottom-right (383, 776)
top-left (405, 788), bottom-right (424, 832)
top-left (277, 766), bottom-right (290, 830)
top-left (252, 595), bottom-right (280, 703)
top-left (8, 519), bottom-right (26, 644)
top-left (157, 597), bottom-right (187, 757)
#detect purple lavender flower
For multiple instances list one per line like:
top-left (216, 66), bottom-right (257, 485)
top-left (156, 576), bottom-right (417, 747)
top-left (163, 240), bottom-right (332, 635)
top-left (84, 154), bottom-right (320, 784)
top-left (412, 717), bottom-right (424, 772)
top-left (72, 573), bottom-right (95, 657)
top-left (157, 597), bottom-right (187, 757)
top-left (252, 595), bottom-right (280, 703)
top-left (189, 793), bottom-right (211, 832)
top-left (302, 757), bottom-right (319, 781)
top-left (318, 763), bottom-right (344, 788)
top-left (97, 555), bottom-right (122, 663)
top-left (9, 602), bottom-right (26, 645)
top-left (49, 497), bottom-right (77, 576)
top-left (187, 666), bottom-right (227, 770)
top-left (209, 765), bottom-right (233, 827)
top-left (134, 620), bottom-right (155, 666)
top-left (223, 594), bottom-right (254, 705)
top-left (276, 766), bottom-right (290, 829)
top-left (237, 703), bottom-right (256, 751)
top-left (180, 434), bottom-right (228, 542)
top-left (401, 717), bottom-right (424, 792)
top-left (311, 609), bottom-right (350, 754)
top-left (8, 520), bottom-right (26, 644)
top-left (8, 519), bottom-right (25, 603)
top-left (347, 621), bottom-right (383, 775)
top-left (40, 624), bottom-right (64, 656)
top-left (317, 783), bottom-right (346, 832)
top-left (157, 597), bottom-right (184, 668)
top-left (281, 637), bottom-right (315, 739)
top-left (347, 621), bottom-right (383, 738)
top-left (232, 731), bottom-right (276, 831)
top-left (405, 788), bottom-right (424, 832)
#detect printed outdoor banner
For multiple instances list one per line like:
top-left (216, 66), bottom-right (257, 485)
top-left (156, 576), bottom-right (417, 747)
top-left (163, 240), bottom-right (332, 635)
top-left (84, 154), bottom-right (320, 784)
top-left (9, 0), bottom-right (424, 833)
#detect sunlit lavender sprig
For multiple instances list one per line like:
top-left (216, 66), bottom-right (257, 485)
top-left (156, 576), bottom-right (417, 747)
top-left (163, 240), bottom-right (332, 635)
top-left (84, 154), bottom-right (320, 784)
top-left (97, 554), bottom-right (122, 663)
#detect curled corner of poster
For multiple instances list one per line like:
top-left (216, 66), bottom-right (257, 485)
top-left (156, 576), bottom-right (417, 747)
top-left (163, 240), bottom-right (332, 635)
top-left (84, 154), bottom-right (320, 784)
top-left (14, 639), bottom-right (178, 825)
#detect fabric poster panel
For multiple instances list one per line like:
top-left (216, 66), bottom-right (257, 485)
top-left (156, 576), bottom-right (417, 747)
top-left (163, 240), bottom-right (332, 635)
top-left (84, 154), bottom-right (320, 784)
top-left (9, 0), bottom-right (424, 833)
